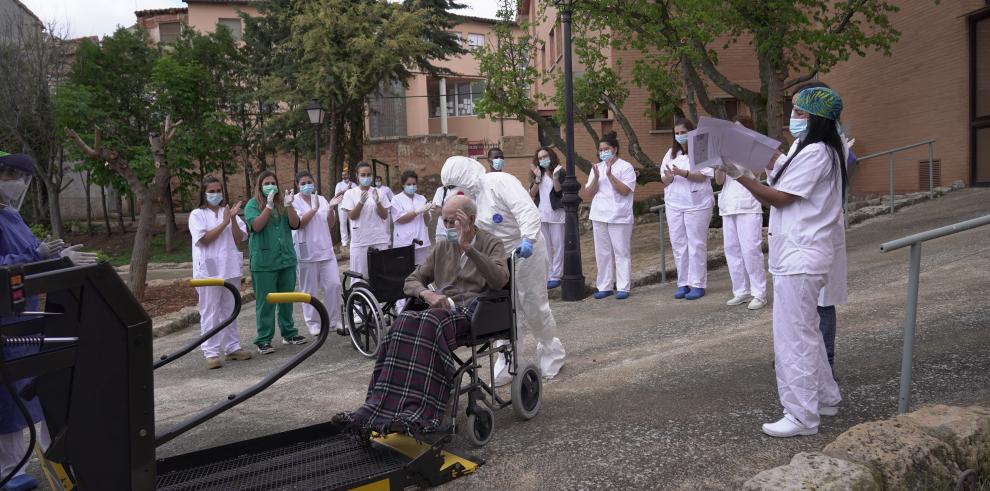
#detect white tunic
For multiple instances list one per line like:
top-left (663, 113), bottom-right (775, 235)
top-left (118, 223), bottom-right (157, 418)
top-left (767, 142), bottom-right (843, 276)
top-left (334, 180), bottom-right (355, 196)
top-left (538, 167), bottom-right (565, 224)
top-left (340, 187), bottom-right (391, 247)
top-left (718, 167), bottom-right (762, 216)
top-left (290, 193), bottom-right (335, 262)
top-left (660, 149), bottom-right (714, 212)
top-left (189, 207), bottom-right (247, 279)
top-left (587, 158), bottom-right (637, 224)
top-left (390, 192), bottom-right (432, 248)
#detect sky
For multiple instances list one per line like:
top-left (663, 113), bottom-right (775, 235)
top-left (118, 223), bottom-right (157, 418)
top-left (18, 0), bottom-right (501, 39)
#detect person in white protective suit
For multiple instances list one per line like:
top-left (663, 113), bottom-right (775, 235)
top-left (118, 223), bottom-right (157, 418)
top-left (440, 156), bottom-right (566, 382)
top-left (727, 86), bottom-right (846, 438)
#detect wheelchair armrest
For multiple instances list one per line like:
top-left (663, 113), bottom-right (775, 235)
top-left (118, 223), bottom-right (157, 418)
top-left (343, 271), bottom-right (365, 280)
top-left (403, 296), bottom-right (430, 312)
top-left (476, 289), bottom-right (510, 302)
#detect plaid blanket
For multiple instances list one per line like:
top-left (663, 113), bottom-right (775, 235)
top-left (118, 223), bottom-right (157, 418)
top-left (346, 305), bottom-right (474, 436)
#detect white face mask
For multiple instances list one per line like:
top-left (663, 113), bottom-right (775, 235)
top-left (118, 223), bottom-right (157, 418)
top-left (0, 180), bottom-right (28, 209)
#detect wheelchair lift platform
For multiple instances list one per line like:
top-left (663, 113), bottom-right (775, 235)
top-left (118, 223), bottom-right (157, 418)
top-left (156, 422), bottom-right (482, 491)
top-left (0, 260), bottom-right (481, 490)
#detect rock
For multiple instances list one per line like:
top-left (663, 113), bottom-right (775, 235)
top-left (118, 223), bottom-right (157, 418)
top-left (823, 419), bottom-right (960, 489)
top-left (899, 405), bottom-right (990, 475)
top-left (952, 180), bottom-right (965, 189)
top-left (152, 306), bottom-right (200, 338)
top-left (742, 452), bottom-right (879, 491)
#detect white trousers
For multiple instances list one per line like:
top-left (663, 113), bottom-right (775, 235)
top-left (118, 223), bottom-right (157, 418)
top-left (338, 210), bottom-right (350, 245)
top-left (666, 207), bottom-right (712, 289)
top-left (592, 221), bottom-right (633, 292)
top-left (348, 242), bottom-right (389, 279)
top-left (513, 234), bottom-right (565, 377)
top-left (772, 273), bottom-right (841, 429)
top-left (0, 424), bottom-right (49, 479)
top-left (541, 222), bottom-right (564, 282)
top-left (197, 276), bottom-right (243, 358)
top-left (723, 213), bottom-right (767, 298)
top-left (298, 259), bottom-right (342, 334)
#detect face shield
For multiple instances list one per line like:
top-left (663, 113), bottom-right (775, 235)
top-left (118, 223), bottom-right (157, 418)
top-left (440, 156), bottom-right (485, 202)
top-left (0, 153), bottom-right (35, 211)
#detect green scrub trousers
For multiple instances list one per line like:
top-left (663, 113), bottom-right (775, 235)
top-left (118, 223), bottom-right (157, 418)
top-left (244, 198), bottom-right (300, 346)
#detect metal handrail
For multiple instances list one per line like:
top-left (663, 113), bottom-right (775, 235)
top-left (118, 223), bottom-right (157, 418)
top-left (856, 139), bottom-right (936, 214)
top-left (880, 214), bottom-right (990, 413)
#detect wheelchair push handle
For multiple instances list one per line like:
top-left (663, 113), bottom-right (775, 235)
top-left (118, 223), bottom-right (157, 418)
top-left (154, 279), bottom-right (242, 370)
top-left (155, 293), bottom-right (331, 448)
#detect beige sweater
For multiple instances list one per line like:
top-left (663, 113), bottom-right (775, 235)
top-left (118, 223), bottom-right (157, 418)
top-left (404, 228), bottom-right (509, 305)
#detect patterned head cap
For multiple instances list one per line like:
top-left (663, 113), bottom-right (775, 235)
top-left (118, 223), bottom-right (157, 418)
top-left (794, 87), bottom-right (843, 121)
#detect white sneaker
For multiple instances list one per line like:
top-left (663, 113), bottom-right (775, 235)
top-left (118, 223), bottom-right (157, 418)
top-left (747, 297), bottom-right (767, 310)
top-left (819, 405), bottom-right (839, 417)
top-left (726, 294), bottom-right (752, 306)
top-left (309, 328), bottom-right (321, 336)
top-left (762, 414), bottom-right (817, 438)
top-left (537, 338), bottom-right (566, 380)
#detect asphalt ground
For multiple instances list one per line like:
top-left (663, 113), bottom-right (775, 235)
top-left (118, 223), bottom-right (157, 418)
top-left (143, 188), bottom-right (990, 489)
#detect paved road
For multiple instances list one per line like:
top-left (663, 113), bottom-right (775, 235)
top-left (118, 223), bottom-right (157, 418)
top-left (151, 188), bottom-right (990, 489)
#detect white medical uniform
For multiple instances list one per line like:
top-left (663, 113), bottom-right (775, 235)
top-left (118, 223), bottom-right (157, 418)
top-left (718, 167), bottom-right (767, 299)
top-left (587, 158), bottom-right (637, 292)
top-left (189, 207), bottom-right (247, 358)
top-left (441, 157), bottom-right (566, 378)
top-left (661, 149), bottom-right (714, 289)
top-left (767, 142), bottom-right (843, 429)
top-left (335, 180), bottom-right (355, 246)
top-left (376, 184), bottom-right (395, 204)
top-left (341, 187), bottom-right (391, 277)
top-left (291, 193), bottom-right (342, 335)
top-left (538, 167), bottom-right (565, 282)
top-left (391, 191), bottom-right (432, 265)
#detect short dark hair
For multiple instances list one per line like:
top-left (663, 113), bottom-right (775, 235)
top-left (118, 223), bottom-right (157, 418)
top-left (400, 170), bottom-right (418, 184)
top-left (792, 81), bottom-right (830, 95)
top-left (599, 131), bottom-right (620, 152)
top-left (733, 114), bottom-right (755, 131)
top-left (295, 170), bottom-right (313, 183)
top-left (355, 161), bottom-right (371, 173)
top-left (487, 147), bottom-right (503, 159)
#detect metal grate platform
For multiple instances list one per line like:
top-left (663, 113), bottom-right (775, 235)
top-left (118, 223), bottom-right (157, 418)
top-left (156, 434), bottom-right (406, 491)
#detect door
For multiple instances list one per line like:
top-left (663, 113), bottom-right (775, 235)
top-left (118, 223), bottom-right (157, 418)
top-left (972, 10), bottom-right (990, 185)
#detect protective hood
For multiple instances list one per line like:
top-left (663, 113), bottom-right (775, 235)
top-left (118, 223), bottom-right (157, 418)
top-left (0, 152), bottom-right (35, 211)
top-left (440, 156), bottom-right (486, 200)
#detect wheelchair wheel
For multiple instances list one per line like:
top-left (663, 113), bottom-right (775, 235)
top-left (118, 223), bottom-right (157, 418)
top-left (465, 405), bottom-right (495, 447)
top-left (511, 363), bottom-right (542, 420)
top-left (345, 285), bottom-right (386, 358)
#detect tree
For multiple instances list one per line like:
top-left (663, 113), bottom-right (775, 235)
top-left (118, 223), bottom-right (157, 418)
top-left (0, 17), bottom-right (74, 235)
top-left (60, 28), bottom-right (209, 299)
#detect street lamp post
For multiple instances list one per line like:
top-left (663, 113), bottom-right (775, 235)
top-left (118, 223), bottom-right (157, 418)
top-left (305, 99), bottom-right (326, 194)
top-left (555, 0), bottom-right (585, 301)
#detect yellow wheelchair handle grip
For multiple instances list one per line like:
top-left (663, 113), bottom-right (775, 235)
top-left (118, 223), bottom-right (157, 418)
top-left (189, 278), bottom-right (226, 287)
top-left (267, 292), bottom-right (312, 304)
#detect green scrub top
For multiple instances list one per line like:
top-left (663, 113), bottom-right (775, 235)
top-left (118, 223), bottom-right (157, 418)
top-left (244, 198), bottom-right (297, 272)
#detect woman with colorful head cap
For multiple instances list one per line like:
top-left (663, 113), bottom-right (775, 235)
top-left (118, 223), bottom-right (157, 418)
top-left (723, 87), bottom-right (847, 438)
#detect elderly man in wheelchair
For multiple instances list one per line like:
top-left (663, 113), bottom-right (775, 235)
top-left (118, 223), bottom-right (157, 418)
top-left (332, 195), bottom-right (542, 445)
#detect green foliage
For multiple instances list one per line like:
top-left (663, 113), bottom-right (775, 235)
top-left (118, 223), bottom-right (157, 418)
top-left (29, 223), bottom-right (51, 241)
top-left (474, 1), bottom-right (541, 121)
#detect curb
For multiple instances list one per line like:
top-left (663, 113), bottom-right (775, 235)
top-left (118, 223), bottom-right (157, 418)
top-left (151, 289), bottom-right (255, 338)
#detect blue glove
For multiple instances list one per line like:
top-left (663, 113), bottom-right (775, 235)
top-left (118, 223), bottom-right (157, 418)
top-left (516, 238), bottom-right (533, 258)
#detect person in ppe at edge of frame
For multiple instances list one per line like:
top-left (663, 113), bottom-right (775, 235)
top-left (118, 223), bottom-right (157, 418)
top-left (440, 156), bottom-right (565, 384)
top-left (724, 86), bottom-right (846, 438)
top-left (660, 118), bottom-right (715, 301)
top-left (188, 175), bottom-right (253, 370)
top-left (290, 170), bottom-right (344, 336)
top-left (334, 168), bottom-right (355, 248)
top-left (0, 151), bottom-right (96, 491)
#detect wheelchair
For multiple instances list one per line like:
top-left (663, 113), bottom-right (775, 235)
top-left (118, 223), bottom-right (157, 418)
top-left (405, 253), bottom-right (543, 447)
top-left (341, 240), bottom-right (421, 357)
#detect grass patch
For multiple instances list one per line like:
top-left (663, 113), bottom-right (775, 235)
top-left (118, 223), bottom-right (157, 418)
top-left (107, 234), bottom-right (193, 267)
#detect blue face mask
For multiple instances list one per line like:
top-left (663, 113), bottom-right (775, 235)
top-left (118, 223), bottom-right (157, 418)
top-left (789, 117), bottom-right (808, 140)
top-left (538, 158), bottom-right (551, 168)
top-left (299, 184), bottom-right (315, 195)
top-left (599, 150), bottom-right (614, 162)
top-left (206, 192), bottom-right (223, 206)
top-left (491, 158), bottom-right (504, 171)
top-left (404, 184), bottom-right (417, 195)
top-left (675, 134), bottom-right (688, 145)
top-left (445, 228), bottom-right (459, 244)
top-left (359, 176), bottom-right (372, 187)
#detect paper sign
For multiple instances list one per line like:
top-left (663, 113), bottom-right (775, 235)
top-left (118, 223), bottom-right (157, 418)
top-left (688, 117), bottom-right (782, 173)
